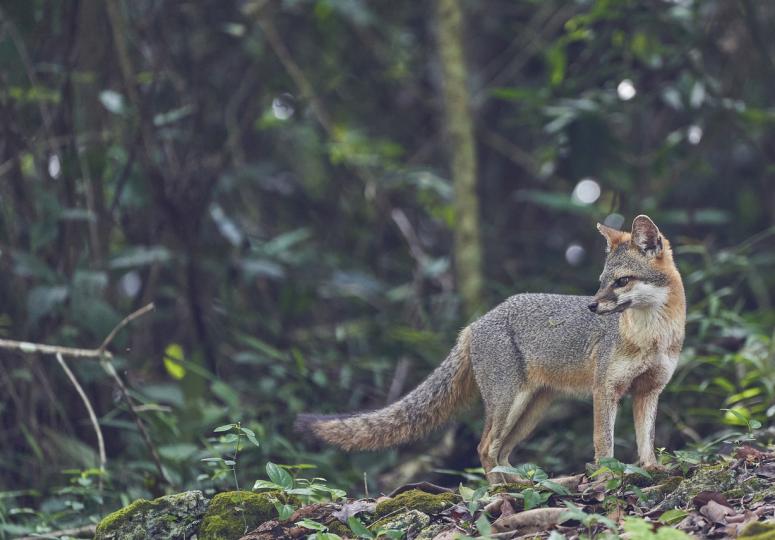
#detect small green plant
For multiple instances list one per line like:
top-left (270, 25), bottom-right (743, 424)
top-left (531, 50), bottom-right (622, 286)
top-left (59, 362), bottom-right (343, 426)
top-left (347, 516), bottom-right (404, 539)
top-left (201, 422), bottom-right (260, 487)
top-left (721, 407), bottom-right (762, 443)
top-left (656, 448), bottom-right (706, 475)
top-left (590, 457), bottom-right (651, 510)
top-left (490, 463), bottom-right (572, 510)
top-left (253, 462), bottom-right (346, 505)
top-left (560, 502), bottom-right (617, 540)
top-left (201, 422), bottom-right (260, 535)
top-left (458, 484), bottom-right (490, 514)
top-left (296, 518), bottom-right (342, 540)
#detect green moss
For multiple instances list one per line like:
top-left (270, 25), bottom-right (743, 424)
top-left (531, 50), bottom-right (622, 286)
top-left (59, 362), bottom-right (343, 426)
top-left (95, 499), bottom-right (156, 537)
top-left (325, 518), bottom-right (351, 537)
top-left (739, 521), bottom-right (775, 540)
top-left (661, 463), bottom-right (736, 509)
top-left (198, 490), bottom-right (292, 540)
top-left (95, 491), bottom-right (208, 540)
top-left (751, 485), bottom-right (775, 504)
top-left (374, 489), bottom-right (457, 518)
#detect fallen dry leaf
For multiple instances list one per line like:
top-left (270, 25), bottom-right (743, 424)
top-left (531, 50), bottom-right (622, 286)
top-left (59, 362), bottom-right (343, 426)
top-left (693, 491), bottom-right (731, 509)
top-left (491, 507), bottom-right (567, 534)
top-left (331, 499), bottom-right (376, 523)
top-left (700, 499), bottom-right (736, 524)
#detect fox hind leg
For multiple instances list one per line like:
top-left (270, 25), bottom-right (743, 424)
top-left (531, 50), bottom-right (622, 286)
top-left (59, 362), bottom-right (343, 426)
top-left (496, 389), bottom-right (555, 467)
top-left (480, 390), bottom-right (533, 483)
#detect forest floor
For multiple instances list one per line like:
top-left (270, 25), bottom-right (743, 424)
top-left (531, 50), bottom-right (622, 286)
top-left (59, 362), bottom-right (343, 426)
top-left (90, 444), bottom-right (775, 540)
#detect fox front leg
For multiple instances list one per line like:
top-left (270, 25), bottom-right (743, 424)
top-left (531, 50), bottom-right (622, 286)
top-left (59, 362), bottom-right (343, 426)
top-left (592, 390), bottom-right (618, 461)
top-left (631, 365), bottom-right (674, 470)
top-left (632, 390), bottom-right (660, 467)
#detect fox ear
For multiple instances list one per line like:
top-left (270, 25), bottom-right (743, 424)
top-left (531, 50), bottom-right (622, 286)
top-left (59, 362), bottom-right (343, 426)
top-left (596, 222), bottom-right (626, 253)
top-left (631, 215), bottom-right (663, 258)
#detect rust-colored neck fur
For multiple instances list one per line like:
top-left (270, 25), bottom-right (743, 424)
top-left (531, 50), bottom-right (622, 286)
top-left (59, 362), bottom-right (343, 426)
top-left (620, 237), bottom-right (686, 356)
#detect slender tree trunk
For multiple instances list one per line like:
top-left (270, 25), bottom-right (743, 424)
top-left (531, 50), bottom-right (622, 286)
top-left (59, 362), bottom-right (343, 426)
top-left (435, 0), bottom-right (484, 318)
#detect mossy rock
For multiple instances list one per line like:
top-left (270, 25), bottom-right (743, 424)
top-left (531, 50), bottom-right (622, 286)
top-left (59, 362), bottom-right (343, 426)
top-left (95, 490), bottom-right (208, 540)
top-left (415, 523), bottom-right (452, 539)
top-left (739, 520), bottom-right (775, 540)
top-left (370, 509), bottom-right (431, 537)
top-left (198, 490), bottom-right (293, 540)
top-left (661, 463), bottom-right (737, 508)
top-left (374, 489), bottom-right (457, 518)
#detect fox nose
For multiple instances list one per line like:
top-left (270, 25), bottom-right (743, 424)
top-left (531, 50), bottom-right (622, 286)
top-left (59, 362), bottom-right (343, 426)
top-left (588, 301), bottom-right (598, 313)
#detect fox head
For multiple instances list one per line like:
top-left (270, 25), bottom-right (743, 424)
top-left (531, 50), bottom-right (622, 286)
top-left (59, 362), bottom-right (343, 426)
top-left (588, 215), bottom-right (679, 315)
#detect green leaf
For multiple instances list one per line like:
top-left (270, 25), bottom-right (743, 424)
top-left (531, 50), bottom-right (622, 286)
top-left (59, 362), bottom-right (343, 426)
top-left (162, 343), bottom-right (186, 379)
top-left (253, 480), bottom-right (283, 491)
top-left (267, 462), bottom-right (294, 490)
top-left (605, 478), bottom-right (621, 491)
top-left (286, 487), bottom-right (319, 498)
top-left (458, 484), bottom-right (475, 501)
top-left (347, 516), bottom-right (374, 539)
top-left (245, 432), bottom-right (261, 448)
top-left (597, 457), bottom-right (625, 474)
top-left (296, 518), bottom-right (327, 531)
top-left (475, 514), bottom-right (492, 536)
top-left (109, 246), bottom-right (171, 269)
top-left (491, 463), bottom-right (547, 481)
top-left (624, 464), bottom-right (652, 479)
top-left (214, 424), bottom-right (236, 433)
top-left (522, 488), bottom-right (542, 511)
top-left (273, 501), bottom-right (295, 521)
top-left (722, 407), bottom-right (752, 426)
top-left (659, 508), bottom-right (689, 525)
top-left (539, 480), bottom-right (571, 496)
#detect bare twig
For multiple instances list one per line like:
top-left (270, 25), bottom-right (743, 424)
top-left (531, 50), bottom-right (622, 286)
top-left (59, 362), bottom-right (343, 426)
top-left (0, 303), bottom-right (155, 360)
top-left (0, 339), bottom-right (111, 359)
top-left (99, 302), bottom-right (156, 353)
top-left (0, 302), bottom-right (168, 485)
top-left (56, 353), bottom-right (107, 482)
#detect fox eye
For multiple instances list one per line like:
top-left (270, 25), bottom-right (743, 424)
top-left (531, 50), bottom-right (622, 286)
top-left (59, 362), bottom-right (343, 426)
top-left (614, 276), bottom-right (631, 288)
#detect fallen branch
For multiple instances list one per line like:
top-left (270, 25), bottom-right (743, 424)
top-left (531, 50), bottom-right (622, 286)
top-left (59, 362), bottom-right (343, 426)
top-left (0, 303), bottom-right (169, 485)
top-left (56, 353), bottom-right (107, 482)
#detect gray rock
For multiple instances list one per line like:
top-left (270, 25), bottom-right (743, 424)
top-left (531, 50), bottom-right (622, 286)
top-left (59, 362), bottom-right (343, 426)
top-left (370, 509), bottom-right (431, 538)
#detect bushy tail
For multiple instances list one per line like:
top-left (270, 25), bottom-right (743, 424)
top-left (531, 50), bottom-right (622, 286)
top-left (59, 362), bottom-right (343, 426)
top-left (295, 326), bottom-right (476, 451)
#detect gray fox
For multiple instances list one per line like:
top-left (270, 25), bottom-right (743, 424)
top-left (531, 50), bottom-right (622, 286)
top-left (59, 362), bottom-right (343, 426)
top-left (296, 215), bottom-right (685, 480)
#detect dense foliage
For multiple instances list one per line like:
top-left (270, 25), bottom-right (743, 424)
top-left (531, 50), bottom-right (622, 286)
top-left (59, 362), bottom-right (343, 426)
top-left (0, 0), bottom-right (773, 536)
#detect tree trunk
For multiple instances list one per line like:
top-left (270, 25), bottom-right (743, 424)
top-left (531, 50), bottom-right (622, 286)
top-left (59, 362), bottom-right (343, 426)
top-left (435, 0), bottom-right (484, 318)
